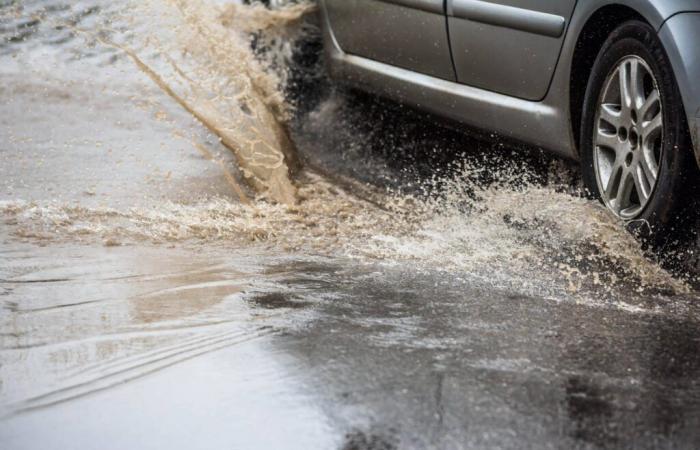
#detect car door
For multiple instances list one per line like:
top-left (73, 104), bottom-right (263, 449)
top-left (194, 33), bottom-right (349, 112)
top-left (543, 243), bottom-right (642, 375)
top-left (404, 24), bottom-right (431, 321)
top-left (322, 0), bottom-right (456, 81)
top-left (446, 0), bottom-right (578, 100)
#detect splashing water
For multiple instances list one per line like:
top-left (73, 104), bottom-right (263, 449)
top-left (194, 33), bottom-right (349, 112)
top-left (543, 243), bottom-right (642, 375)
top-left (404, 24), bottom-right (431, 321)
top-left (0, 0), bottom-right (694, 301)
top-left (121, 0), bottom-right (309, 204)
top-left (0, 160), bottom-right (689, 299)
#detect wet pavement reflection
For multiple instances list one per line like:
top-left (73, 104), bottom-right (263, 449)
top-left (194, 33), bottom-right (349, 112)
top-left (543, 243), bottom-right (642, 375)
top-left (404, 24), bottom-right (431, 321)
top-left (265, 262), bottom-right (700, 449)
top-left (2, 250), bottom-right (700, 448)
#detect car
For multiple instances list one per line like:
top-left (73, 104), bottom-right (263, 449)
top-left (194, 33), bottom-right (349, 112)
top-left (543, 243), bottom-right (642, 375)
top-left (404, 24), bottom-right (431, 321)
top-left (317, 0), bottom-right (700, 237)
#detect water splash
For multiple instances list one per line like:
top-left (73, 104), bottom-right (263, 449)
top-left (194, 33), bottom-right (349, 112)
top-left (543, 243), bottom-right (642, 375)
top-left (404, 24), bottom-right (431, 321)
top-left (0, 0), bottom-right (693, 300)
top-left (0, 160), bottom-right (689, 298)
top-left (125, 0), bottom-right (311, 204)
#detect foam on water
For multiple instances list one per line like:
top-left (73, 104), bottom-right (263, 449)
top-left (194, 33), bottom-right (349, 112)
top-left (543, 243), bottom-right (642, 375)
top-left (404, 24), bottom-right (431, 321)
top-left (0, 162), bottom-right (689, 299)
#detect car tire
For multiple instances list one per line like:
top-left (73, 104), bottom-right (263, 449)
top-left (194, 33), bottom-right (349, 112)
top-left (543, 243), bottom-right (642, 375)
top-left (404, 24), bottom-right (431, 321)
top-left (580, 20), bottom-right (696, 243)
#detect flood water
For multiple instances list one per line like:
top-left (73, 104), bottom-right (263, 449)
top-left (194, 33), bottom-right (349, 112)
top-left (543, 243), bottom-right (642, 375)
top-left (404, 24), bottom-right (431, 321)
top-left (1, 1), bottom-right (700, 449)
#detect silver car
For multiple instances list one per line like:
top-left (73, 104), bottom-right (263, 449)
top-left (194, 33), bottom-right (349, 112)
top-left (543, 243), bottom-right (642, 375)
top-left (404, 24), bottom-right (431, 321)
top-left (318, 0), bottom-right (700, 235)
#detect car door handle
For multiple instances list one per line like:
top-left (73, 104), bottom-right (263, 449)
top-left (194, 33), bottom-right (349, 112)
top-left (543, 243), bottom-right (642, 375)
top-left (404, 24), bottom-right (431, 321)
top-left (377, 0), bottom-right (444, 15)
top-left (449, 0), bottom-right (566, 38)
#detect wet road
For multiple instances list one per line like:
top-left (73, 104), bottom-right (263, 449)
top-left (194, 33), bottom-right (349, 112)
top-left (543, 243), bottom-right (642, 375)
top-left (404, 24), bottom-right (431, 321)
top-left (2, 1), bottom-right (700, 449)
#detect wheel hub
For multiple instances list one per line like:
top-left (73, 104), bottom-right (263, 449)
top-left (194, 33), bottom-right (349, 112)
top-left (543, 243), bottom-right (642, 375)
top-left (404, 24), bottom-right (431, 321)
top-left (593, 56), bottom-right (663, 220)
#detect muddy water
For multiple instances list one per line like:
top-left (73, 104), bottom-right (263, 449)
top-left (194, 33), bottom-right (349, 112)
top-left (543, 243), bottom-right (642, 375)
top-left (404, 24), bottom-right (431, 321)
top-left (0, 0), bottom-right (691, 293)
top-left (1, 1), bottom-right (700, 448)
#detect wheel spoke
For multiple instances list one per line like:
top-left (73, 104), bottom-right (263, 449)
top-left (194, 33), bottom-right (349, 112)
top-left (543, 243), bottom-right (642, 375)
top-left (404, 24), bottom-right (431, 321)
top-left (595, 128), bottom-right (620, 152)
top-left (616, 170), bottom-right (636, 213)
top-left (639, 147), bottom-right (659, 184)
top-left (642, 112), bottom-right (663, 141)
top-left (618, 61), bottom-right (632, 111)
top-left (628, 59), bottom-right (645, 110)
top-left (639, 90), bottom-right (660, 122)
top-left (632, 163), bottom-right (651, 204)
top-left (599, 103), bottom-right (622, 128)
top-left (604, 161), bottom-right (624, 202)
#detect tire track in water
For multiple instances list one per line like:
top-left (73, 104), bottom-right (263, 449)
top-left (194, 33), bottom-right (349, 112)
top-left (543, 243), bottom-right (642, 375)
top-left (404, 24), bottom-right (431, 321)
top-left (6, 325), bottom-right (278, 416)
top-left (134, 279), bottom-right (247, 299)
top-left (5, 262), bottom-right (239, 284)
top-left (65, 325), bottom-right (247, 376)
top-left (2, 318), bottom-right (251, 351)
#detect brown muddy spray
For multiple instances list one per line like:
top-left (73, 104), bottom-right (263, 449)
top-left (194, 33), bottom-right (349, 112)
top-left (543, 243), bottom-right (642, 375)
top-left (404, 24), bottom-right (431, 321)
top-left (133, 0), bottom-right (310, 204)
top-left (0, 0), bottom-right (691, 300)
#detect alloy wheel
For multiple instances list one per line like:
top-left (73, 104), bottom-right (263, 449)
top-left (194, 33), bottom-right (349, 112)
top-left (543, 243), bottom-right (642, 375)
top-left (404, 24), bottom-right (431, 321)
top-left (593, 56), bottom-right (663, 220)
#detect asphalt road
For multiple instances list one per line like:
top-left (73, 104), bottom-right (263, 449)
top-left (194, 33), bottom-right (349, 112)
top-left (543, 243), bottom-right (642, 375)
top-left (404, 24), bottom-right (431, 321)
top-left (1, 1), bottom-right (700, 449)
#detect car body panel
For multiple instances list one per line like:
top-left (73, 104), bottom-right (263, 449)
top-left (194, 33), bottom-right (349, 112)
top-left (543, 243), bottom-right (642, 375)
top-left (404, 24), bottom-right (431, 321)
top-left (319, 10), bottom-right (568, 158)
top-left (446, 0), bottom-right (578, 101)
top-left (322, 0), bottom-right (455, 81)
top-left (658, 13), bottom-right (700, 166)
top-left (619, 0), bottom-right (700, 29)
top-left (319, 0), bottom-right (700, 165)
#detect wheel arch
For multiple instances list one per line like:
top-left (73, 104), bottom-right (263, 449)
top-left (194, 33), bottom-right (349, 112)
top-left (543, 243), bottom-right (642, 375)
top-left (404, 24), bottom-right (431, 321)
top-left (568, 4), bottom-right (648, 155)
top-left (567, 0), bottom-right (700, 156)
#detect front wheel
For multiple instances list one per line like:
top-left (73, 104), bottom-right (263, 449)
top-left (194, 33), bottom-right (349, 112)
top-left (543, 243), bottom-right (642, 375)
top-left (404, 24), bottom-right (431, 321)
top-left (580, 20), bottom-right (696, 241)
